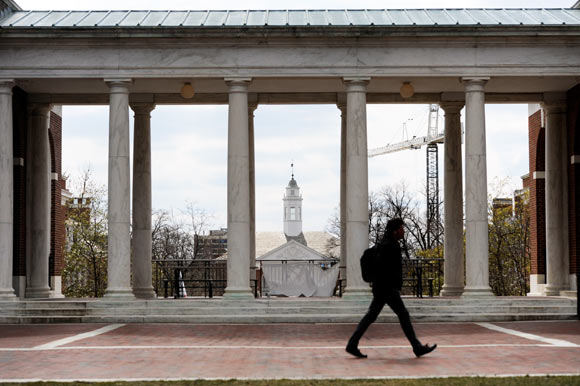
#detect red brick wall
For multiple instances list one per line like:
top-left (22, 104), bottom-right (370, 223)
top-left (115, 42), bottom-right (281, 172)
top-left (528, 109), bottom-right (546, 276)
top-left (49, 111), bottom-right (65, 277)
top-left (11, 92), bottom-right (67, 287)
top-left (567, 85), bottom-right (580, 277)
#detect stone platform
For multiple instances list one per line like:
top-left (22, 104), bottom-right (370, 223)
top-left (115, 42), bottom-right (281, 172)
top-left (0, 296), bottom-right (576, 324)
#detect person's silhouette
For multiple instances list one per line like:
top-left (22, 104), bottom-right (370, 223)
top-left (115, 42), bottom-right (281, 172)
top-left (346, 218), bottom-right (437, 359)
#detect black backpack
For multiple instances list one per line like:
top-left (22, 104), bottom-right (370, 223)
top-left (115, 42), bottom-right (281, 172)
top-left (360, 245), bottom-right (378, 283)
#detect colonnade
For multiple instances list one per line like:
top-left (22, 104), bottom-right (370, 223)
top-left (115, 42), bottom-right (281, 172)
top-left (0, 76), bottom-right (570, 299)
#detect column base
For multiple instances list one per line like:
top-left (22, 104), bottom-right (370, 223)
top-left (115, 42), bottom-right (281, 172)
top-left (0, 288), bottom-right (17, 300)
top-left (528, 274), bottom-right (546, 296)
top-left (440, 285), bottom-right (464, 297)
top-left (223, 287), bottom-right (254, 300)
top-left (25, 286), bottom-right (51, 298)
top-left (104, 288), bottom-right (136, 299)
top-left (461, 287), bottom-right (494, 297)
top-left (544, 285), bottom-right (568, 296)
top-left (133, 287), bottom-right (157, 299)
top-left (49, 276), bottom-right (64, 298)
top-left (341, 286), bottom-right (372, 300)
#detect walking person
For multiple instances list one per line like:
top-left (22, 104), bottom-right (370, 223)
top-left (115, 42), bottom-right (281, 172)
top-left (346, 218), bottom-right (437, 358)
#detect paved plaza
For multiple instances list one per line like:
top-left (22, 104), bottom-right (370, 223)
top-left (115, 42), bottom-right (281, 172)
top-left (0, 320), bottom-right (578, 382)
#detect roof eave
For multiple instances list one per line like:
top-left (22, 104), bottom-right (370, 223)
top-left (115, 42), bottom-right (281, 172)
top-left (2, 24), bottom-right (580, 39)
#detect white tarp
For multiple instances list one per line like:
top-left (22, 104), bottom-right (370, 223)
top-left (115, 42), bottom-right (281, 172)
top-left (261, 262), bottom-right (339, 297)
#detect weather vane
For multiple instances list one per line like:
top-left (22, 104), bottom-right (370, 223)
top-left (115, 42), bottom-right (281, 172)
top-left (291, 160), bottom-right (294, 179)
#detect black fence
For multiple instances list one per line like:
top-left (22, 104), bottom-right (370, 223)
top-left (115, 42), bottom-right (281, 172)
top-left (154, 259), bottom-right (229, 298)
top-left (153, 257), bottom-right (443, 298)
top-left (401, 258), bottom-right (444, 297)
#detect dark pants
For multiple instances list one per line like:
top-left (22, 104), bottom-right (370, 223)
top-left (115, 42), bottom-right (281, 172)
top-left (348, 289), bottom-right (421, 349)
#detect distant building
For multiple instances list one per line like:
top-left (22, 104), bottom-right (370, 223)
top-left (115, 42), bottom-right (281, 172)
top-left (257, 171), bottom-right (339, 297)
top-left (195, 228), bottom-right (228, 259)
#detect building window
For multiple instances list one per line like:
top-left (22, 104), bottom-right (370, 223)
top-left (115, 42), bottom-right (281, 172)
top-left (290, 207), bottom-right (296, 220)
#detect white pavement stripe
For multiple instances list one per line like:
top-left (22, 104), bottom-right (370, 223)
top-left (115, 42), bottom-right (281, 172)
top-left (476, 322), bottom-right (578, 347)
top-left (32, 324), bottom-right (126, 350)
top-left (3, 374), bottom-right (580, 383)
top-left (1, 342), bottom-right (577, 352)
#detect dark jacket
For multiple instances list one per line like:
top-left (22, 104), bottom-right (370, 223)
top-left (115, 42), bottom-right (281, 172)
top-left (372, 235), bottom-right (403, 294)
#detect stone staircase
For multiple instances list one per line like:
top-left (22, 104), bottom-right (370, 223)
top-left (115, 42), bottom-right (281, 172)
top-left (0, 296), bottom-right (576, 324)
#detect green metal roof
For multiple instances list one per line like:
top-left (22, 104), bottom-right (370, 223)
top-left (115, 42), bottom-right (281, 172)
top-left (1, 8), bottom-right (579, 28)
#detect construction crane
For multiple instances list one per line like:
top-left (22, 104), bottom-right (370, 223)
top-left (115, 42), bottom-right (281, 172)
top-left (369, 104), bottom-right (443, 249)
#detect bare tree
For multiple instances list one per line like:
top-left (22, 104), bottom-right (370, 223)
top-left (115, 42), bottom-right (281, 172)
top-left (488, 186), bottom-right (530, 296)
top-left (151, 203), bottom-right (215, 296)
top-left (63, 168), bottom-right (108, 298)
top-left (326, 181), bottom-right (442, 259)
top-left (182, 201), bottom-right (213, 259)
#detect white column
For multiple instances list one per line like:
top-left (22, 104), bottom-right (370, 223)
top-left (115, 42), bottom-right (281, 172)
top-left (248, 102), bottom-right (258, 291)
top-left (131, 103), bottom-right (156, 299)
top-left (0, 80), bottom-right (16, 299)
top-left (342, 77), bottom-right (371, 298)
top-left (224, 78), bottom-right (254, 300)
top-left (462, 77), bottom-right (494, 297)
top-left (26, 104), bottom-right (52, 298)
top-left (104, 79), bottom-right (135, 299)
top-left (542, 98), bottom-right (568, 295)
top-left (337, 97), bottom-right (347, 283)
top-left (440, 101), bottom-right (465, 296)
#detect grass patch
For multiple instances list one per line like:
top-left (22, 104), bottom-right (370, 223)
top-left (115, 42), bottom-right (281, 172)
top-left (3, 376), bottom-right (580, 386)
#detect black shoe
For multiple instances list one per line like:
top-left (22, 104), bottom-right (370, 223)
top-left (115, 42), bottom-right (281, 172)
top-left (346, 345), bottom-right (368, 358)
top-left (413, 343), bottom-right (437, 358)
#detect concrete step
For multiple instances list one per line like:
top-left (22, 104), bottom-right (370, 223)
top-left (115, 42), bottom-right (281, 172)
top-left (81, 304), bottom-right (577, 316)
top-left (560, 290), bottom-right (577, 298)
top-left (1, 297), bottom-right (576, 324)
top-left (5, 312), bottom-right (576, 325)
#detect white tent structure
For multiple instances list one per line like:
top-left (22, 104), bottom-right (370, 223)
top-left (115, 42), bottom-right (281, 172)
top-left (258, 240), bottom-right (339, 297)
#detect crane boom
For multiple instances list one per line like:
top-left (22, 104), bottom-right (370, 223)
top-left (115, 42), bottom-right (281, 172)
top-left (368, 104), bottom-right (443, 158)
top-left (368, 132), bottom-right (444, 158)
top-left (368, 104), bottom-right (444, 250)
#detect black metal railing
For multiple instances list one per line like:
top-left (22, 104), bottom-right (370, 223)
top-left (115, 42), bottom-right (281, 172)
top-left (401, 258), bottom-right (444, 297)
top-left (154, 259), bottom-right (230, 298)
top-left (152, 257), bottom-right (442, 299)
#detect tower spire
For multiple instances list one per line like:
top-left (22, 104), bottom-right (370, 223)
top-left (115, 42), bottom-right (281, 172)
top-left (283, 163), bottom-right (303, 237)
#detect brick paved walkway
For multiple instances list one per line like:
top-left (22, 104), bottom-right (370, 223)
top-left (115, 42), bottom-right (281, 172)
top-left (0, 321), bottom-right (579, 381)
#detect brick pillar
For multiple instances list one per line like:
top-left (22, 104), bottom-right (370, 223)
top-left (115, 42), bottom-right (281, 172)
top-left (527, 106), bottom-right (547, 295)
top-left (49, 108), bottom-right (65, 298)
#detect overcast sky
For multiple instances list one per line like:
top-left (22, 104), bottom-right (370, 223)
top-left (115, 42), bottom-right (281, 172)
top-left (15, 0), bottom-right (575, 232)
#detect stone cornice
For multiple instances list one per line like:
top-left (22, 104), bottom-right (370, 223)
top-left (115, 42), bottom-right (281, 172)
top-left (26, 92), bottom-right (546, 106)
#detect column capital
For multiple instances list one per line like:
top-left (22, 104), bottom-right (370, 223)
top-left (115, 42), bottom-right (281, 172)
top-left (343, 77), bottom-right (370, 92)
top-left (0, 79), bottom-right (15, 93)
top-left (104, 78), bottom-right (132, 84)
top-left (462, 77), bottom-right (489, 92)
top-left (248, 102), bottom-right (258, 114)
top-left (440, 92), bottom-right (465, 102)
top-left (336, 93), bottom-right (347, 112)
top-left (541, 92), bottom-right (566, 113)
top-left (225, 78), bottom-right (252, 92)
top-left (27, 103), bottom-right (52, 116)
top-left (439, 101), bottom-right (464, 114)
top-left (248, 92), bottom-right (258, 113)
top-left (130, 103), bottom-right (156, 116)
top-left (105, 78), bottom-right (132, 93)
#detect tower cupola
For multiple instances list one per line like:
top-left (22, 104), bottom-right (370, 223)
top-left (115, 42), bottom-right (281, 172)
top-left (283, 164), bottom-right (303, 237)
